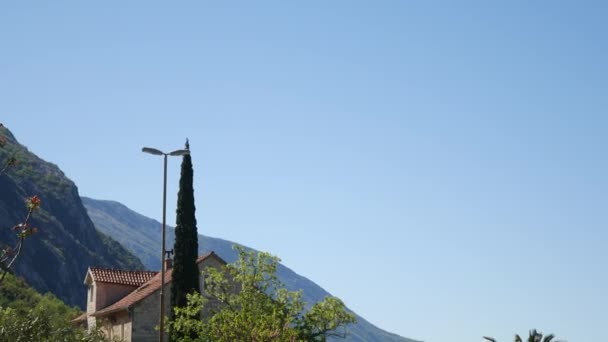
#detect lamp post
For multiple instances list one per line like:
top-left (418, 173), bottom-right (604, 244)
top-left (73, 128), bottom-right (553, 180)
top-left (142, 146), bottom-right (190, 342)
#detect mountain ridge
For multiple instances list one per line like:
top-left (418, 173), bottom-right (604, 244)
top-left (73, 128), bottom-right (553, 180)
top-left (82, 196), bottom-right (420, 342)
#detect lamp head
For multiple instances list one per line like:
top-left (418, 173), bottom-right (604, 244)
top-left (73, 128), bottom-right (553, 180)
top-left (169, 149), bottom-right (190, 156)
top-left (142, 147), bottom-right (164, 156)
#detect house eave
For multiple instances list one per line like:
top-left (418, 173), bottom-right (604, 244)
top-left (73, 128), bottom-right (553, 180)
top-left (90, 306), bottom-right (130, 317)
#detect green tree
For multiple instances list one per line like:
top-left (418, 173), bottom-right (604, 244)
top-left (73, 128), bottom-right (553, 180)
top-left (0, 307), bottom-right (111, 342)
top-left (0, 273), bottom-right (110, 342)
top-left (484, 329), bottom-right (559, 342)
top-left (171, 140), bottom-right (200, 317)
top-left (169, 246), bottom-right (356, 342)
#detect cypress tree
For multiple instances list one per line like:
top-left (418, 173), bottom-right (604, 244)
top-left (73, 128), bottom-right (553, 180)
top-left (170, 139), bottom-right (199, 317)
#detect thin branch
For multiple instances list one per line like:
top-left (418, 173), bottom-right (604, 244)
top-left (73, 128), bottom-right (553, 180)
top-left (0, 205), bottom-right (35, 284)
top-left (0, 238), bottom-right (23, 283)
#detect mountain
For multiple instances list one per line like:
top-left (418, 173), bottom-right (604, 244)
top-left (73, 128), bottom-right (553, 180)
top-left (82, 197), bottom-right (420, 342)
top-left (0, 126), bottom-right (144, 308)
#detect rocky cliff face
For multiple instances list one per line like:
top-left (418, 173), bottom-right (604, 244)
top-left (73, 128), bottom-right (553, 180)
top-left (0, 126), bottom-right (143, 308)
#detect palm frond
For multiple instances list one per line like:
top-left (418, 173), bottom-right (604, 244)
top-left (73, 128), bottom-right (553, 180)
top-left (543, 334), bottom-right (555, 342)
top-left (528, 329), bottom-right (539, 342)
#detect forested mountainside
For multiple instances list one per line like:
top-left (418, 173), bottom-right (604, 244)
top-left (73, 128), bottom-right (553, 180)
top-left (83, 197), bottom-right (420, 342)
top-left (0, 126), bottom-right (143, 308)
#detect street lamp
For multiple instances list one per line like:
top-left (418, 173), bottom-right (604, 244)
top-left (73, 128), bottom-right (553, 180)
top-left (142, 146), bottom-right (189, 342)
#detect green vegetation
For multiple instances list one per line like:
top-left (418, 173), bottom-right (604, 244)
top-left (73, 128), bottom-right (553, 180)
top-left (171, 140), bottom-right (200, 320)
top-left (0, 127), bottom-right (68, 196)
top-left (0, 271), bottom-right (60, 310)
top-left (169, 246), bottom-right (356, 342)
top-left (0, 273), bottom-right (109, 342)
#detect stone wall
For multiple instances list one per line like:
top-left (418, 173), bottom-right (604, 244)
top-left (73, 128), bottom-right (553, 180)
top-left (198, 256), bottom-right (226, 317)
top-left (131, 284), bottom-right (171, 342)
top-left (99, 311), bottom-right (131, 341)
top-left (130, 254), bottom-right (226, 341)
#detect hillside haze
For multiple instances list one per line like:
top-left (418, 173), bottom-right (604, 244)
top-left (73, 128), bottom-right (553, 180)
top-left (82, 196), bottom-right (419, 342)
top-left (0, 126), bottom-right (143, 307)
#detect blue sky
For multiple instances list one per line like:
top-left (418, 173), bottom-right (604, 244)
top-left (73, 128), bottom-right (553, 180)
top-left (1, 1), bottom-right (607, 341)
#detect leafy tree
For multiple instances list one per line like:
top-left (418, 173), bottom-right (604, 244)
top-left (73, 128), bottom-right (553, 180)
top-left (0, 306), bottom-right (111, 342)
top-left (483, 329), bottom-right (560, 342)
top-left (169, 246), bottom-right (356, 342)
top-left (0, 273), bottom-right (110, 342)
top-left (171, 140), bottom-right (200, 317)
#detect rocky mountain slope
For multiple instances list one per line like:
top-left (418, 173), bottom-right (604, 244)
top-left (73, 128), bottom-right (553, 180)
top-left (0, 126), bottom-right (143, 308)
top-left (82, 197), bottom-right (420, 342)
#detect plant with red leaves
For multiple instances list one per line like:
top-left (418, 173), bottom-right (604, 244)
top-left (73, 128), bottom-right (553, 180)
top-left (0, 196), bottom-right (42, 284)
top-left (0, 126), bottom-right (42, 285)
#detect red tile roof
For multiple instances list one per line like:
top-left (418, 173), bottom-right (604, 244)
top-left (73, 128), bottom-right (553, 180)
top-left (89, 267), bottom-right (158, 287)
top-left (92, 252), bottom-right (222, 317)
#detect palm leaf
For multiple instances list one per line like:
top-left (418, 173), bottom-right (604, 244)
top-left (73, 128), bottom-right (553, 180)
top-left (543, 334), bottom-right (555, 342)
top-left (527, 329), bottom-right (538, 342)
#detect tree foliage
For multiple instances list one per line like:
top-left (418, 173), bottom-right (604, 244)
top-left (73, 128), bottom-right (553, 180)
top-left (171, 140), bottom-right (200, 320)
top-left (0, 307), bottom-right (112, 342)
top-left (169, 246), bottom-right (356, 342)
top-left (0, 273), bottom-right (110, 342)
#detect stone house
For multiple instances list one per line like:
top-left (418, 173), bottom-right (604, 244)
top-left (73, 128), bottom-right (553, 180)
top-left (73, 252), bottom-right (226, 342)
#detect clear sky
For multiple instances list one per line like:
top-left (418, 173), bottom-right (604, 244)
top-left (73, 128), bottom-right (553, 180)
top-left (1, 1), bottom-right (607, 341)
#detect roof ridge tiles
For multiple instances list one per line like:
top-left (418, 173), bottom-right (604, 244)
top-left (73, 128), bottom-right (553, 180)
top-left (89, 267), bottom-right (159, 287)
